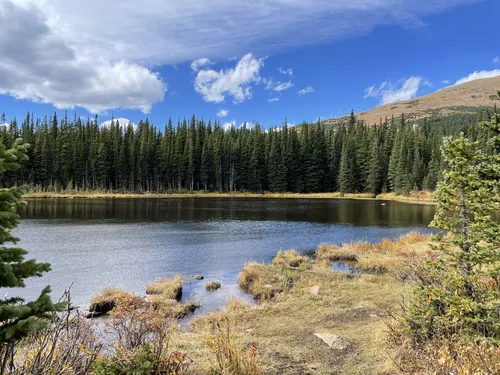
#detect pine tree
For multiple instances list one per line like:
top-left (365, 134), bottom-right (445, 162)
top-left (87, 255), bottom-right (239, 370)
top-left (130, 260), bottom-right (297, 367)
top-left (0, 140), bottom-right (65, 372)
top-left (406, 127), bottom-right (500, 343)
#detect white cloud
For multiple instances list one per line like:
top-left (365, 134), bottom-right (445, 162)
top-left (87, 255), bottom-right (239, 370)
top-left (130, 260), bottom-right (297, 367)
top-left (101, 118), bottom-right (137, 129)
top-left (273, 81), bottom-right (294, 92)
top-left (222, 120), bottom-right (254, 131)
top-left (279, 68), bottom-right (293, 76)
top-left (264, 78), bottom-right (294, 92)
top-left (217, 108), bottom-right (229, 117)
top-left (222, 120), bottom-right (236, 131)
top-left (441, 80), bottom-right (451, 85)
top-left (191, 58), bottom-right (213, 72)
top-left (454, 70), bottom-right (500, 85)
top-left (0, 1), bottom-right (166, 114)
top-left (1, 0), bottom-right (478, 111)
top-left (493, 56), bottom-right (500, 64)
top-left (298, 86), bottom-right (315, 95)
top-left (16, 0), bottom-right (476, 66)
top-left (268, 97), bottom-right (280, 102)
top-left (194, 53), bottom-right (264, 103)
top-left (364, 77), bottom-right (423, 105)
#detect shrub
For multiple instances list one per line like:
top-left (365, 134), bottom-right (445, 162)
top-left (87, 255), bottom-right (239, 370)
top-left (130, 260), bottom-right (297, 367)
top-left (98, 299), bottom-right (191, 375)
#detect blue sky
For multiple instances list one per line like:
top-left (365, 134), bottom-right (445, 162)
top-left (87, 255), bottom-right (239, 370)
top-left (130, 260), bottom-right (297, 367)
top-left (0, 0), bottom-right (499, 129)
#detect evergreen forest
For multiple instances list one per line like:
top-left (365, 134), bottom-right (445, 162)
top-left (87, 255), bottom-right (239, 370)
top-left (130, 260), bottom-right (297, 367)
top-left (0, 109), bottom-right (497, 195)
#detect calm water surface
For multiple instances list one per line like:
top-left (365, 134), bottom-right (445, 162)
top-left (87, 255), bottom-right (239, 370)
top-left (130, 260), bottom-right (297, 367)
top-left (11, 198), bottom-right (436, 317)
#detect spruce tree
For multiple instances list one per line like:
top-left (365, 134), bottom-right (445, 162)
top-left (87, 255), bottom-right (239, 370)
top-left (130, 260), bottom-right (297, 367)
top-left (406, 127), bottom-right (500, 343)
top-left (0, 140), bottom-right (64, 372)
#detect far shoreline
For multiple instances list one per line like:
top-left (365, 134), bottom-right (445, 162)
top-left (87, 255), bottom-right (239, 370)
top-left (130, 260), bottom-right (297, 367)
top-left (23, 191), bottom-right (436, 205)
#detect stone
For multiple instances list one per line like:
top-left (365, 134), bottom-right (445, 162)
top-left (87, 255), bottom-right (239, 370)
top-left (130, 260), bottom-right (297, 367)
top-left (193, 275), bottom-right (204, 280)
top-left (309, 285), bottom-right (320, 295)
top-left (314, 333), bottom-right (350, 350)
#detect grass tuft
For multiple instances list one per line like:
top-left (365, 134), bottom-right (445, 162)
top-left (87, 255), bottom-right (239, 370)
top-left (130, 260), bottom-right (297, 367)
top-left (205, 281), bottom-right (222, 291)
top-left (146, 276), bottom-right (183, 301)
top-left (272, 250), bottom-right (311, 270)
top-left (89, 288), bottom-right (135, 315)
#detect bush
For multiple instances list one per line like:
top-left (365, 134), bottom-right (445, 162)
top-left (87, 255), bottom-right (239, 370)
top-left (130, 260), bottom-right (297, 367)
top-left (97, 299), bottom-right (191, 375)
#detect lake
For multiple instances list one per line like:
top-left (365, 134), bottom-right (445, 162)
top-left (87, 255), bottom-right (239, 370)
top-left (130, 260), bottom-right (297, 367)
top-left (11, 198), bottom-right (436, 317)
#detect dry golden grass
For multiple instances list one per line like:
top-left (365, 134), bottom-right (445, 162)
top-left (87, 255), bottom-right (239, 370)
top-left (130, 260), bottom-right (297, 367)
top-left (317, 232), bottom-right (433, 275)
top-left (89, 288), bottom-right (136, 314)
top-left (146, 276), bottom-right (183, 300)
top-left (323, 75), bottom-right (500, 126)
top-left (271, 250), bottom-right (311, 270)
top-left (180, 269), bottom-right (413, 375)
top-left (172, 233), bottom-right (434, 374)
top-left (23, 190), bottom-right (434, 204)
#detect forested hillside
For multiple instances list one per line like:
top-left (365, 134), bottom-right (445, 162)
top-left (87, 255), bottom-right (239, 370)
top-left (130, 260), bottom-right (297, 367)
top-left (0, 109), bottom-right (496, 195)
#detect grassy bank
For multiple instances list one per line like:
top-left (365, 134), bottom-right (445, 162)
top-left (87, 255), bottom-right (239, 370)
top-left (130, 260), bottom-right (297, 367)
top-left (173, 233), bottom-right (434, 375)
top-left (5, 232), bottom-right (441, 374)
top-left (23, 190), bottom-right (435, 204)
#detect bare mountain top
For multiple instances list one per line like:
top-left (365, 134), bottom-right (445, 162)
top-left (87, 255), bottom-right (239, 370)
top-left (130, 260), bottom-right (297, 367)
top-left (323, 75), bottom-right (500, 126)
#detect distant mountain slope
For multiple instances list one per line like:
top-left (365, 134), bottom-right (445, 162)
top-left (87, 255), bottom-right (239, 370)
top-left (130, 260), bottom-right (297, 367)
top-left (323, 75), bottom-right (500, 126)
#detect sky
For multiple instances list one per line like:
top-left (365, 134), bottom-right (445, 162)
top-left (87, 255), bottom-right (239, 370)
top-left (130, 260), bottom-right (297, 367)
top-left (0, 0), bottom-right (499, 129)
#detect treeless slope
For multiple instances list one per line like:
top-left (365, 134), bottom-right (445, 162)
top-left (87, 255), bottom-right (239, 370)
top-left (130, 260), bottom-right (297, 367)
top-left (324, 75), bottom-right (500, 126)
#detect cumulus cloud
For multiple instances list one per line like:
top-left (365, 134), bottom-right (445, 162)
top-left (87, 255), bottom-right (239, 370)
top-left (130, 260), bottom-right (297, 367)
top-left (0, 1), bottom-right (166, 113)
top-left (222, 120), bottom-right (236, 131)
top-left (364, 77), bottom-right (423, 105)
top-left (217, 108), bottom-right (229, 117)
top-left (222, 120), bottom-right (254, 131)
top-left (191, 58), bottom-right (214, 72)
top-left (1, 0), bottom-right (478, 111)
top-left (298, 86), bottom-right (315, 95)
top-left (454, 70), bottom-right (500, 85)
top-left (493, 57), bottom-right (500, 64)
top-left (194, 53), bottom-right (264, 103)
top-left (101, 118), bottom-right (137, 129)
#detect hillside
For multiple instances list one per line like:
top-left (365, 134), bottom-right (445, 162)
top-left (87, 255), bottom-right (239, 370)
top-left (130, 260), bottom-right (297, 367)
top-left (323, 75), bottom-right (500, 126)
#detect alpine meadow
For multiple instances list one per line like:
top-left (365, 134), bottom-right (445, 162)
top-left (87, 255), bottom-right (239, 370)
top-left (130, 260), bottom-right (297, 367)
top-left (0, 0), bottom-right (499, 374)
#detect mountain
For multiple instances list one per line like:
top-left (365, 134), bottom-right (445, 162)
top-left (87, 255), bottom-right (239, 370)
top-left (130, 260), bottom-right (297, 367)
top-left (323, 75), bottom-right (500, 127)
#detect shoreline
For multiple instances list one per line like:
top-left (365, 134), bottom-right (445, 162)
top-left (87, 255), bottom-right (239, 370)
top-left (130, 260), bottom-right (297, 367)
top-left (23, 191), bottom-right (436, 205)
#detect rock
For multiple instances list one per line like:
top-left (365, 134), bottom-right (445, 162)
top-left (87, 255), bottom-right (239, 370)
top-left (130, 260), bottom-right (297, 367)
top-left (309, 285), bottom-right (320, 295)
top-left (193, 275), bottom-right (204, 280)
top-left (314, 333), bottom-right (350, 350)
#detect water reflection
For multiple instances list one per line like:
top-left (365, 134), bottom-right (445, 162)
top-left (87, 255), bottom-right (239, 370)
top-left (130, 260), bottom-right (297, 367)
top-left (10, 198), bottom-right (436, 317)
top-left (21, 198), bottom-right (436, 226)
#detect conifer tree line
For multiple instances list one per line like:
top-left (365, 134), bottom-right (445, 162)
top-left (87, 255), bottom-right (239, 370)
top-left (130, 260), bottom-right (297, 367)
top-left (0, 109), bottom-right (496, 195)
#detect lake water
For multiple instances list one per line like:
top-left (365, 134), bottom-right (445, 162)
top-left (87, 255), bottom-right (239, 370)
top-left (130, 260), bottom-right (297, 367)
top-left (10, 198), bottom-right (436, 317)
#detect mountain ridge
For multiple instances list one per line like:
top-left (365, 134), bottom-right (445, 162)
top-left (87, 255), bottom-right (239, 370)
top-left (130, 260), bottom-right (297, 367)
top-left (323, 75), bottom-right (500, 126)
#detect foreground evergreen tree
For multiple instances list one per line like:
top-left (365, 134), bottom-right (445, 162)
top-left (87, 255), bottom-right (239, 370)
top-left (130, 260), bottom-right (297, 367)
top-left (394, 101), bottom-right (500, 373)
top-left (407, 134), bottom-right (500, 340)
top-left (0, 140), bottom-right (65, 374)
